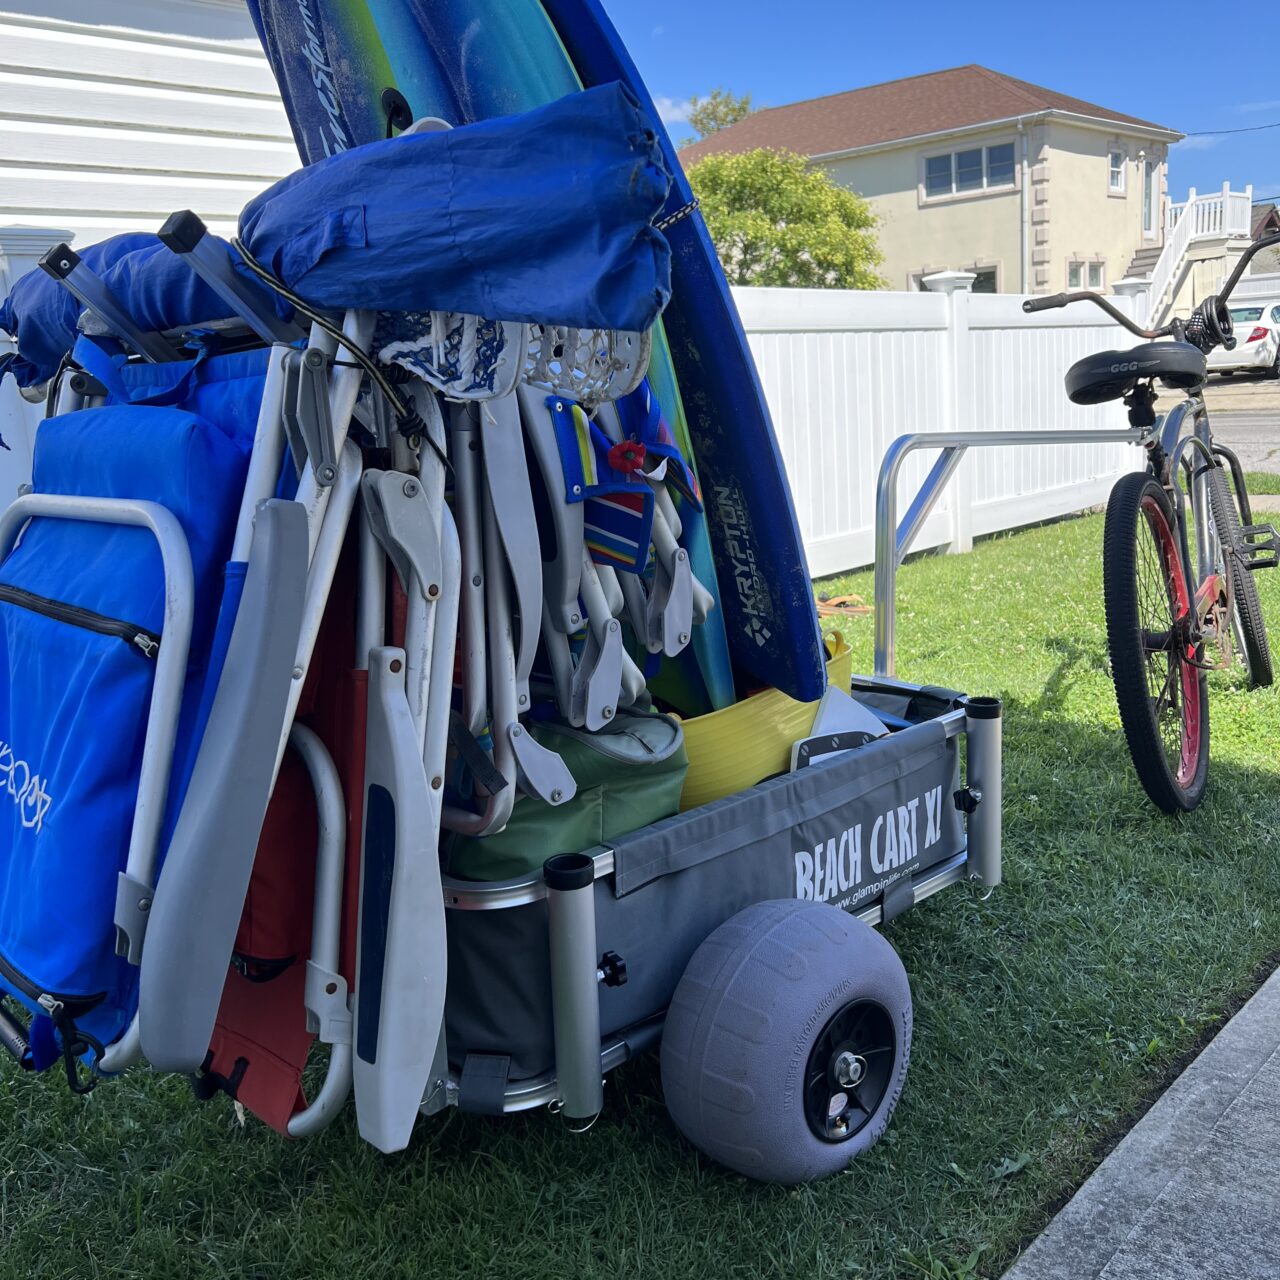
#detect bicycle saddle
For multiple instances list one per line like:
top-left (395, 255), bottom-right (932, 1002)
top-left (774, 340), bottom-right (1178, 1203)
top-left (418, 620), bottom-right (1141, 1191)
top-left (1065, 341), bottom-right (1206, 406)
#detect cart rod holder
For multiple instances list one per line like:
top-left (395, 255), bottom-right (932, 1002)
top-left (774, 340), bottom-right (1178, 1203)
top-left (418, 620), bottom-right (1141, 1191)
top-left (963, 697), bottom-right (1002, 888)
top-left (874, 426), bottom-right (1151, 677)
top-left (543, 853), bottom-right (605, 1126)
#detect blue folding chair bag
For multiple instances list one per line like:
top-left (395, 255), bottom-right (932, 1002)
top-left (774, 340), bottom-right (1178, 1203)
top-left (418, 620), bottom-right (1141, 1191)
top-left (0, 398), bottom-right (253, 1057)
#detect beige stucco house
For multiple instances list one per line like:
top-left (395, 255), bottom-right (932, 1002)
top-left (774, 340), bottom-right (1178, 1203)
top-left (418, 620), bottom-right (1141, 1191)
top-left (681, 65), bottom-right (1184, 295)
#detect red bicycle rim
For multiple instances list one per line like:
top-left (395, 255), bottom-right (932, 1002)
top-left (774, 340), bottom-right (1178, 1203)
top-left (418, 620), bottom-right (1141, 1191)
top-left (1140, 494), bottom-right (1201, 788)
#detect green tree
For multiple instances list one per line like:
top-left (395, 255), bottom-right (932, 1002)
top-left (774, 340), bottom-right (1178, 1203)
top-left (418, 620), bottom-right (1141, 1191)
top-left (687, 149), bottom-right (884, 289)
top-left (686, 88), bottom-right (754, 139)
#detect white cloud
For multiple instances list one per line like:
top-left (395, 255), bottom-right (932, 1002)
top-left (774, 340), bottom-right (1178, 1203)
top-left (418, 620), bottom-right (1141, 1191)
top-left (1234, 100), bottom-right (1280, 113)
top-left (653, 95), bottom-right (693, 126)
top-left (651, 23), bottom-right (665, 36)
top-left (1173, 134), bottom-right (1224, 151)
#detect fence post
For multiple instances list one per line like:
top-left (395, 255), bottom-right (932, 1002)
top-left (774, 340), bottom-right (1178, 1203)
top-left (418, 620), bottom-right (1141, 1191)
top-left (922, 269), bottom-right (976, 552)
top-left (1112, 276), bottom-right (1150, 330)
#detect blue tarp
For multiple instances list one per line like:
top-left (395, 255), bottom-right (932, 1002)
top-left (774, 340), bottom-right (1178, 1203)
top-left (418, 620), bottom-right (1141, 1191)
top-left (239, 82), bottom-right (672, 332)
top-left (0, 234), bottom-right (153, 388)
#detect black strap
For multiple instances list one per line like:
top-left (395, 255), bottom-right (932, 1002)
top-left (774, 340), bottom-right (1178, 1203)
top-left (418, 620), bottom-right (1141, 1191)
top-left (449, 712), bottom-right (510, 797)
top-left (881, 876), bottom-right (916, 925)
top-left (47, 1004), bottom-right (101, 1096)
top-left (189, 1051), bottom-right (249, 1103)
top-left (231, 952), bottom-right (296, 984)
top-left (458, 1053), bottom-right (512, 1115)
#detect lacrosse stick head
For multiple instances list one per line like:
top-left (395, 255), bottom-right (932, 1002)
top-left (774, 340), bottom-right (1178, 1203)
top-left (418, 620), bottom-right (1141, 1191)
top-left (376, 311), bottom-right (652, 409)
top-left (524, 324), bottom-right (651, 410)
top-left (376, 310), bottom-right (529, 401)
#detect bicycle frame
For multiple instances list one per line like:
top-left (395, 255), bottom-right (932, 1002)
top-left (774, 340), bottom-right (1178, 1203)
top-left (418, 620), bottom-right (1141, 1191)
top-left (1150, 392), bottom-right (1232, 655)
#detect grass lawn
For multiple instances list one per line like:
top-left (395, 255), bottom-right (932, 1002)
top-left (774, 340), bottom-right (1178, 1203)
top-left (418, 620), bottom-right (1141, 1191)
top-left (2, 514), bottom-right (1279, 1280)
top-left (1245, 470), bottom-right (1280, 495)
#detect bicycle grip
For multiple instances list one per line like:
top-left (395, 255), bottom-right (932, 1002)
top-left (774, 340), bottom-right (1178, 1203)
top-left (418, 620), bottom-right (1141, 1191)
top-left (1022, 293), bottom-right (1068, 314)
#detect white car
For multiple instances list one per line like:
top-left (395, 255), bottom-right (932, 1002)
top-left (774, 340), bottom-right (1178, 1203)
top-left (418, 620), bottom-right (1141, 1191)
top-left (1208, 299), bottom-right (1280, 377)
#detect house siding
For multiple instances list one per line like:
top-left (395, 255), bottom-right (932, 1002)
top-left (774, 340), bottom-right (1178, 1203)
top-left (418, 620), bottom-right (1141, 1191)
top-left (0, 0), bottom-right (296, 248)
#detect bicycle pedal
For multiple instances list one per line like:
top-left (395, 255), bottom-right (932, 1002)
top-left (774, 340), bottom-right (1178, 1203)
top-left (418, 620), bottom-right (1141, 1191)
top-left (1239, 522), bottom-right (1280, 572)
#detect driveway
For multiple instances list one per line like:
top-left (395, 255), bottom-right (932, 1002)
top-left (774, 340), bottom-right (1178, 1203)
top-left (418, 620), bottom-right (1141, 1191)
top-left (1158, 373), bottom-right (1280, 471)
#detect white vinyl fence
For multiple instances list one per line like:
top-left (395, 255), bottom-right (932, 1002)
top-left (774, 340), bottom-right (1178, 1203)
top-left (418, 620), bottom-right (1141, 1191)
top-left (734, 285), bottom-right (1147, 578)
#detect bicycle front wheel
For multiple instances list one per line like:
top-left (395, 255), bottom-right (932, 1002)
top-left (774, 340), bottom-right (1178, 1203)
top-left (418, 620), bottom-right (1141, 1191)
top-left (1104, 472), bottom-right (1209, 813)
top-left (1206, 464), bottom-right (1273, 687)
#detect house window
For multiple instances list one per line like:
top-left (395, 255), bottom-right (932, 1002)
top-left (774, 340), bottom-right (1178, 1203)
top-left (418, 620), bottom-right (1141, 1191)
top-left (1143, 160), bottom-right (1157, 235)
top-left (1108, 150), bottom-right (1125, 192)
top-left (923, 143), bottom-right (1017, 198)
top-left (987, 143), bottom-right (1016, 186)
top-left (971, 268), bottom-right (998, 293)
top-left (1068, 261), bottom-right (1105, 290)
top-left (956, 148), bottom-right (984, 192)
top-left (925, 155), bottom-right (953, 197)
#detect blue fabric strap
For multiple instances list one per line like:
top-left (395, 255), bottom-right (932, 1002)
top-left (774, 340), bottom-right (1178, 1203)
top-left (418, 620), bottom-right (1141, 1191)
top-left (71, 335), bottom-right (211, 409)
top-left (69, 335), bottom-right (132, 403)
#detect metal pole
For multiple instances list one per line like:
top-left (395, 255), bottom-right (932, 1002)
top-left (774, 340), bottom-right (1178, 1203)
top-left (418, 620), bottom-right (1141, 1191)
top-left (964, 697), bottom-right (1002, 888)
top-left (231, 344), bottom-right (290, 562)
top-left (287, 724), bottom-right (353, 1138)
top-left (544, 853), bottom-right (604, 1126)
top-left (873, 427), bottom-right (1150, 678)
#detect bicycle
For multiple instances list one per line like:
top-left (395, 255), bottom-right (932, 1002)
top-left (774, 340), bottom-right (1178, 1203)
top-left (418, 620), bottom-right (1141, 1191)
top-left (1024, 231), bottom-right (1280, 813)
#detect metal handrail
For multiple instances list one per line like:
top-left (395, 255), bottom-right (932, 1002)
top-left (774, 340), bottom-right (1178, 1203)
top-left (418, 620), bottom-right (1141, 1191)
top-left (873, 427), bottom-right (1153, 677)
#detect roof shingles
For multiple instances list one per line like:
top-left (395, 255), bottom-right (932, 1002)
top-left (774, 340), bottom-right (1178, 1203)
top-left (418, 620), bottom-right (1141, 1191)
top-left (679, 65), bottom-right (1180, 165)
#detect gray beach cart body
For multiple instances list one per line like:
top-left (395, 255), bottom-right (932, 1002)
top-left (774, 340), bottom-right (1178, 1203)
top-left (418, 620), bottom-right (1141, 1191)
top-left (440, 680), bottom-right (1002, 1182)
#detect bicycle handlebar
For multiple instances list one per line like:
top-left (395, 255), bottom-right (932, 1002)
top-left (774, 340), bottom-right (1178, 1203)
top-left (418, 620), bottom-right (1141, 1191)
top-left (1021, 291), bottom-right (1170, 339)
top-left (1219, 229), bottom-right (1280, 301)
top-left (1022, 293), bottom-right (1068, 314)
top-left (1021, 230), bottom-right (1280, 338)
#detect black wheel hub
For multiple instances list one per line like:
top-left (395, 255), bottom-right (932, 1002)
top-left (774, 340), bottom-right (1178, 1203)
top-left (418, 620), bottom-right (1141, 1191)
top-left (803, 1000), bottom-right (896, 1142)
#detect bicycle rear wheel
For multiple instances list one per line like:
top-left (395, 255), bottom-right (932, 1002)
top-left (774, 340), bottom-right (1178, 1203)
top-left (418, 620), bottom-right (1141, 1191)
top-left (1104, 472), bottom-right (1209, 813)
top-left (1206, 464), bottom-right (1273, 687)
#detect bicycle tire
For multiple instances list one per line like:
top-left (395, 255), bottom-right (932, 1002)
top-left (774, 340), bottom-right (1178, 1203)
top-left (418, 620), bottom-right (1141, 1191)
top-left (1206, 464), bottom-right (1273, 687)
top-left (1104, 471), bottom-right (1209, 813)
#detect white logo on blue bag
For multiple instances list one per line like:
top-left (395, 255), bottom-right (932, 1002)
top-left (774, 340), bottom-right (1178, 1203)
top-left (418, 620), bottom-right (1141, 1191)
top-left (0, 741), bottom-right (52, 832)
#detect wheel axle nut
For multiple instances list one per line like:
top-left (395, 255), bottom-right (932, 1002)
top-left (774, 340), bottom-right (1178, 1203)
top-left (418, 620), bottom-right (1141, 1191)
top-left (833, 1050), bottom-right (866, 1088)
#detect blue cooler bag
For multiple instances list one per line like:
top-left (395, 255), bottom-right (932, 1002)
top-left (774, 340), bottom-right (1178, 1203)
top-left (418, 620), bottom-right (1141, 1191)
top-left (0, 361), bottom-right (257, 1079)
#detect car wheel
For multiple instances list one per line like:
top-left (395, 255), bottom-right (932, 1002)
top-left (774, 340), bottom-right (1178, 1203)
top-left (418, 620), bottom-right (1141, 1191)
top-left (1270, 348), bottom-right (1280, 380)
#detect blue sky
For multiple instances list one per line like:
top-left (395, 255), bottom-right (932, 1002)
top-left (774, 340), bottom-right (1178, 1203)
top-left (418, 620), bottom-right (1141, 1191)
top-left (602, 0), bottom-right (1280, 203)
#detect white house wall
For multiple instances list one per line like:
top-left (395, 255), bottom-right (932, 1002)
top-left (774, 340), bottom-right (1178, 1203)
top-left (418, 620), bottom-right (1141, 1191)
top-left (1043, 121), bottom-right (1167, 293)
top-left (821, 123), bottom-right (1028, 292)
top-left (0, 1), bottom-right (297, 248)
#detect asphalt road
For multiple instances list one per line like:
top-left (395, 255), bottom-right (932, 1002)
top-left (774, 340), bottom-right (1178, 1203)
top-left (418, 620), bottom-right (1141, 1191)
top-left (1158, 373), bottom-right (1280, 471)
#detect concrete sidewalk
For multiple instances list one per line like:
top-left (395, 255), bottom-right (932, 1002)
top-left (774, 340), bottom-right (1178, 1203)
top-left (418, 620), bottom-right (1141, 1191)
top-left (1003, 967), bottom-right (1280, 1280)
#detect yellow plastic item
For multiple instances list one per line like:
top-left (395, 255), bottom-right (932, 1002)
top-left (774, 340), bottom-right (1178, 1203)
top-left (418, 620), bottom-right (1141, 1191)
top-left (678, 632), bottom-right (853, 811)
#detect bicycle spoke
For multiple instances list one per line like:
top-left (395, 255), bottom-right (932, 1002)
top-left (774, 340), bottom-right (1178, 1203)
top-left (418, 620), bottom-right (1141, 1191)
top-left (1132, 503), bottom-right (1190, 779)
